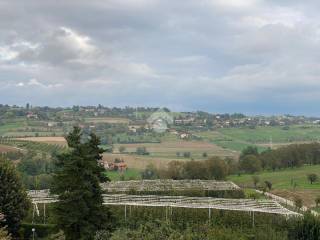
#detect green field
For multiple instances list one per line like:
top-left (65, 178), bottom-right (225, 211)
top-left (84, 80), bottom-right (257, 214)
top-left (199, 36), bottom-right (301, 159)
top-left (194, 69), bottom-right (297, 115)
top-left (0, 121), bottom-right (26, 134)
top-left (105, 168), bottom-right (141, 181)
top-left (195, 125), bottom-right (320, 152)
top-left (229, 165), bottom-right (320, 190)
top-left (218, 125), bottom-right (320, 144)
top-left (0, 119), bottom-right (65, 137)
top-left (195, 131), bottom-right (266, 152)
top-left (229, 165), bottom-right (320, 207)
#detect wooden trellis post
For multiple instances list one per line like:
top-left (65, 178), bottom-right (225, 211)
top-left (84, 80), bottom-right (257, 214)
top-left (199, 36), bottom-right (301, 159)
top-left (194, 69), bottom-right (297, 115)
top-left (43, 203), bottom-right (46, 224)
top-left (32, 204), bottom-right (35, 224)
top-left (165, 206), bottom-right (168, 221)
top-left (252, 211), bottom-right (255, 228)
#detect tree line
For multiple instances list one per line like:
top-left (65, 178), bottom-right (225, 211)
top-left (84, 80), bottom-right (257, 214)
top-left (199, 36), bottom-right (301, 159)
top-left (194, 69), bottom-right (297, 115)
top-left (239, 143), bottom-right (320, 174)
top-left (142, 157), bottom-right (232, 180)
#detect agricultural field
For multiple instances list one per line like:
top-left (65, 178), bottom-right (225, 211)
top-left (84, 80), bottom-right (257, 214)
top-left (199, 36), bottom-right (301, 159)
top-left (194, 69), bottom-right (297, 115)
top-left (195, 125), bottom-right (320, 152)
top-left (103, 139), bottom-right (238, 170)
top-left (103, 152), bottom-right (180, 170)
top-left (218, 125), bottom-right (320, 144)
top-left (0, 119), bottom-right (64, 137)
top-left (195, 130), bottom-right (267, 152)
top-left (113, 140), bottom-right (237, 158)
top-left (13, 133), bottom-right (237, 170)
top-left (14, 136), bottom-right (67, 146)
top-left (229, 165), bottom-right (320, 207)
top-left (84, 117), bottom-right (130, 124)
top-left (110, 132), bottom-right (162, 144)
top-left (0, 121), bottom-right (26, 135)
top-left (0, 144), bottom-right (20, 153)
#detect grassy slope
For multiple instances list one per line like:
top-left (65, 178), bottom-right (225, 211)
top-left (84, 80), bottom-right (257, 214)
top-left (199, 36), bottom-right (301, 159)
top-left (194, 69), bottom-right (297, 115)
top-left (229, 165), bottom-right (320, 190)
top-left (195, 131), bottom-right (266, 152)
top-left (196, 125), bottom-right (320, 152)
top-left (229, 165), bottom-right (320, 207)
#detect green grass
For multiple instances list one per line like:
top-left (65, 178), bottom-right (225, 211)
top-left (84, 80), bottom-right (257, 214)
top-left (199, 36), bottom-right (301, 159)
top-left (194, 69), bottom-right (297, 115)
top-left (195, 125), bottom-right (320, 152)
top-left (195, 131), bottom-right (266, 152)
top-left (243, 188), bottom-right (265, 199)
top-left (229, 165), bottom-right (320, 190)
top-left (0, 121), bottom-right (27, 134)
top-left (105, 168), bottom-right (141, 181)
top-left (218, 125), bottom-right (320, 144)
top-left (213, 140), bottom-right (266, 152)
top-left (112, 133), bottom-right (161, 144)
top-left (311, 206), bottom-right (320, 213)
top-left (0, 119), bottom-right (65, 137)
top-left (1, 131), bottom-right (64, 137)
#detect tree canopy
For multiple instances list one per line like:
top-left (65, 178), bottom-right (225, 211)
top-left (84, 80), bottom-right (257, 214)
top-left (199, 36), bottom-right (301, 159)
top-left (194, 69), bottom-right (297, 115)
top-left (0, 158), bottom-right (30, 235)
top-left (52, 127), bottom-right (113, 240)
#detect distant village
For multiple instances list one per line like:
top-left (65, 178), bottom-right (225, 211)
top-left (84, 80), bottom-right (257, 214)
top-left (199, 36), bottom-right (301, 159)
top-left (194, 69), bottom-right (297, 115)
top-left (2, 104), bottom-right (320, 131)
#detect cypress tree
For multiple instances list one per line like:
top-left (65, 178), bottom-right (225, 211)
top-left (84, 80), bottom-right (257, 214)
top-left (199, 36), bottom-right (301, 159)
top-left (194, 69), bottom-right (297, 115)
top-left (52, 127), bottom-right (113, 240)
top-left (0, 158), bottom-right (30, 235)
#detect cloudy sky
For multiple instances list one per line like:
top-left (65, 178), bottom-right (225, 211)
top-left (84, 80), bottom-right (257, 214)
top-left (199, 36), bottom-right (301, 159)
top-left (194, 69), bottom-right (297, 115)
top-left (0, 0), bottom-right (320, 115)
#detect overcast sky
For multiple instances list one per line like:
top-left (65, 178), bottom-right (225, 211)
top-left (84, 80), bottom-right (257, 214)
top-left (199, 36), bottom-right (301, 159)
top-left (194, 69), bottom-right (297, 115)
top-left (0, 0), bottom-right (319, 115)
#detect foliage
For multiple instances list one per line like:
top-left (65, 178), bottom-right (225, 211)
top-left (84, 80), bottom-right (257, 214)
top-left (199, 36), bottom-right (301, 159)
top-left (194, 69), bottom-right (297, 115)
top-left (206, 157), bottom-right (229, 180)
top-left (260, 143), bottom-right (320, 170)
top-left (118, 146), bottom-right (126, 153)
top-left (294, 197), bottom-right (303, 210)
top-left (20, 223), bottom-right (56, 239)
top-left (108, 218), bottom-right (288, 240)
top-left (183, 152), bottom-right (191, 158)
top-left (264, 180), bottom-right (272, 191)
top-left (109, 220), bottom-right (249, 240)
top-left (0, 158), bottom-right (30, 235)
top-left (136, 146), bottom-right (149, 155)
top-left (240, 155), bottom-right (262, 174)
top-left (52, 127), bottom-right (114, 240)
top-left (0, 226), bottom-right (12, 240)
top-left (307, 173), bottom-right (318, 184)
top-left (240, 146), bottom-right (259, 159)
top-left (252, 175), bottom-right (260, 188)
top-left (141, 164), bottom-right (159, 179)
top-left (21, 173), bottom-right (53, 190)
top-left (315, 196), bottom-right (320, 207)
top-left (47, 230), bottom-right (66, 240)
top-left (159, 157), bottom-right (229, 180)
top-left (94, 230), bottom-right (111, 240)
top-left (287, 213), bottom-right (320, 240)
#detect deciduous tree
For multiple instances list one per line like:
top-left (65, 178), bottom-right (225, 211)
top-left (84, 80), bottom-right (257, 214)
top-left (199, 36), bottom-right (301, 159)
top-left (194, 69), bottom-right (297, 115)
top-left (307, 173), bottom-right (318, 184)
top-left (240, 155), bottom-right (262, 174)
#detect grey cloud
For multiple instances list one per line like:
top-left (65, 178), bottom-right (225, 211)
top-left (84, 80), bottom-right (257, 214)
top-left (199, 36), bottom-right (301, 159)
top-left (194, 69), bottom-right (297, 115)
top-left (0, 0), bottom-right (320, 114)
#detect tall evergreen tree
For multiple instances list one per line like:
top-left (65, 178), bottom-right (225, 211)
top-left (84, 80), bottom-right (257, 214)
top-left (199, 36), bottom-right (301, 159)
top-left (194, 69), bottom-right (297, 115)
top-left (0, 158), bottom-right (30, 235)
top-left (52, 127), bottom-right (113, 240)
top-left (0, 213), bottom-right (12, 240)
